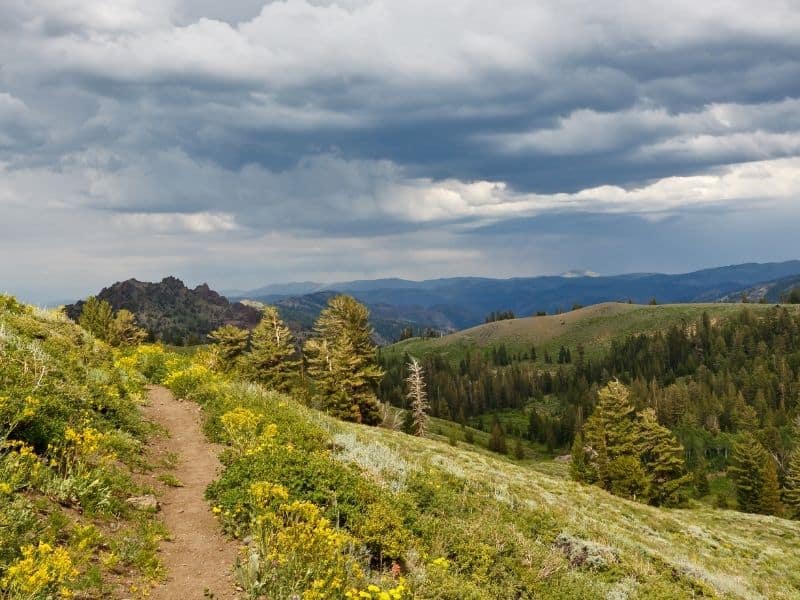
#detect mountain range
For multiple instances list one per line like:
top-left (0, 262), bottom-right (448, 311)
top-left (231, 260), bottom-right (800, 332)
top-left (65, 260), bottom-right (800, 346)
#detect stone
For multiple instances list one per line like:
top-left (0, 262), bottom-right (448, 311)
top-left (126, 494), bottom-right (160, 512)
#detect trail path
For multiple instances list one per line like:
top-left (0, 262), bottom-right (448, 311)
top-left (143, 386), bottom-right (241, 599)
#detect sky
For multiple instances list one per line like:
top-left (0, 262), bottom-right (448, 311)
top-left (1, 0), bottom-right (800, 303)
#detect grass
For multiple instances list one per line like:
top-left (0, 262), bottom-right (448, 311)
top-left (157, 473), bottom-right (183, 488)
top-left (385, 302), bottom-right (787, 364)
top-left (159, 347), bottom-right (800, 599)
top-left (321, 413), bottom-right (800, 600)
top-left (0, 296), bottom-right (169, 598)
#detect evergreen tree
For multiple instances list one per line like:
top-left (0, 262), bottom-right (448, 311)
top-left (693, 456), bottom-right (711, 497)
top-left (514, 436), bottom-right (525, 460)
top-left (208, 324), bottom-right (250, 370)
top-left (570, 432), bottom-right (588, 481)
top-left (107, 309), bottom-right (148, 347)
top-left (760, 457), bottom-right (783, 516)
top-left (79, 296), bottom-right (114, 340)
top-left (406, 358), bottom-right (429, 436)
top-left (580, 381), bottom-right (640, 486)
top-left (305, 295), bottom-right (383, 425)
top-left (488, 419), bottom-right (507, 454)
top-left (574, 383), bottom-right (690, 506)
top-left (244, 307), bottom-right (299, 392)
top-left (638, 409), bottom-right (692, 506)
top-left (729, 433), bottom-right (769, 514)
top-left (783, 448), bottom-right (800, 518)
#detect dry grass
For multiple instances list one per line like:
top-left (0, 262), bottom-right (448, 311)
top-left (323, 415), bottom-right (800, 600)
top-left (388, 302), bottom-right (793, 363)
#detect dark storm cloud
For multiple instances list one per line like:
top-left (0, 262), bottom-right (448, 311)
top-left (1, 0), bottom-right (799, 303)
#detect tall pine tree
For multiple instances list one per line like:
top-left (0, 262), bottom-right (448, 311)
top-left (783, 448), bottom-right (800, 519)
top-left (638, 409), bottom-right (692, 507)
top-left (244, 307), bottom-right (299, 392)
top-left (729, 433), bottom-right (770, 514)
top-left (304, 295), bottom-right (383, 425)
top-left (574, 382), bottom-right (690, 506)
top-left (208, 324), bottom-right (250, 370)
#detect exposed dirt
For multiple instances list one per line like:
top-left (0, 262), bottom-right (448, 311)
top-left (142, 386), bottom-right (241, 599)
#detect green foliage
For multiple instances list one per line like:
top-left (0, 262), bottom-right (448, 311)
top-left (783, 448), bottom-right (800, 518)
top-left (78, 296), bottom-right (114, 340)
top-left (305, 295), bottom-right (383, 425)
top-left (242, 306), bottom-right (299, 392)
top-left (107, 309), bottom-right (148, 347)
top-left (728, 432), bottom-right (784, 515)
top-left (77, 297), bottom-right (147, 347)
top-left (575, 382), bottom-right (690, 506)
top-left (208, 324), bottom-right (250, 370)
top-left (0, 297), bottom-right (163, 596)
top-left (488, 419), bottom-right (507, 454)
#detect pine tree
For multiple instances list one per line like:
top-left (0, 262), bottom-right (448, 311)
top-left (488, 419), bottom-right (507, 454)
top-left (208, 324), bottom-right (250, 370)
top-left (244, 307), bottom-right (299, 392)
top-left (580, 381), bottom-right (640, 485)
top-left (514, 436), bottom-right (525, 460)
top-left (304, 295), bottom-right (383, 425)
top-left (729, 433), bottom-right (769, 513)
top-left (638, 409), bottom-right (691, 506)
top-left (783, 448), bottom-right (800, 519)
top-left (760, 457), bottom-right (783, 516)
top-left (406, 358), bottom-right (429, 436)
top-left (79, 296), bottom-right (114, 340)
top-left (107, 309), bottom-right (148, 347)
top-left (570, 432), bottom-right (589, 481)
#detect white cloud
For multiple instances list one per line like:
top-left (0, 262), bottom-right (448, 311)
top-left (112, 211), bottom-right (239, 233)
top-left (489, 98), bottom-right (800, 158)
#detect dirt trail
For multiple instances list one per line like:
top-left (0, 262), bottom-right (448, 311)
top-left (142, 386), bottom-right (241, 599)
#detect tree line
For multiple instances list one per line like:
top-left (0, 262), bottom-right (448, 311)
top-left (379, 306), bottom-right (800, 515)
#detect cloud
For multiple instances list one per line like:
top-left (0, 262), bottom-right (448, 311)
top-left (112, 211), bottom-right (239, 233)
top-left (0, 0), bottom-right (799, 302)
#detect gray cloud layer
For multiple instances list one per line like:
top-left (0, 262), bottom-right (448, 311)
top-left (1, 1), bottom-right (799, 303)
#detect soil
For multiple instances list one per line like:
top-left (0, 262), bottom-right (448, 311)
top-left (142, 386), bottom-right (242, 599)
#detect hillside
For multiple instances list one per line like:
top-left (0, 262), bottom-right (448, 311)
top-left (721, 275), bottom-right (800, 303)
top-left (154, 347), bottom-right (800, 599)
top-left (65, 277), bottom-right (261, 345)
top-left (385, 301), bottom-right (782, 363)
top-left (0, 296), bottom-right (171, 597)
top-left (232, 260), bottom-right (800, 330)
top-left (6, 292), bottom-right (800, 598)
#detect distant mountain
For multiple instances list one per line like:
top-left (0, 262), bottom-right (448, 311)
top-left (234, 260), bottom-right (800, 331)
top-left (65, 277), bottom-right (261, 345)
top-left (223, 281), bottom-right (323, 299)
top-left (245, 292), bottom-right (453, 345)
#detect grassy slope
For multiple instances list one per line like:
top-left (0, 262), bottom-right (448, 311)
top-left (161, 344), bottom-right (800, 599)
top-left (320, 413), bottom-right (800, 600)
top-left (385, 302), bottom-right (782, 363)
top-left (0, 298), bottom-right (166, 597)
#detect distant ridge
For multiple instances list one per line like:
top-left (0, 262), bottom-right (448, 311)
top-left (231, 260), bottom-right (800, 330)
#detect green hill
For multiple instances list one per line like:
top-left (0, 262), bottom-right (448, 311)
top-left (158, 351), bottom-right (800, 599)
top-left (385, 302), bottom-right (782, 364)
